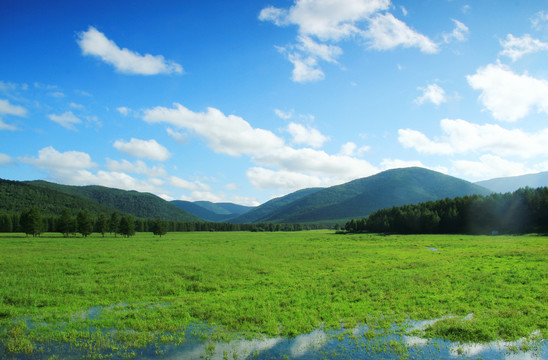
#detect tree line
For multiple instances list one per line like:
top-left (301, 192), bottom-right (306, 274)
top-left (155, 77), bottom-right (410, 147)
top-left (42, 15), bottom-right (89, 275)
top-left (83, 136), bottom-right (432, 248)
top-left (345, 187), bottom-right (548, 235)
top-left (0, 208), bottom-right (311, 237)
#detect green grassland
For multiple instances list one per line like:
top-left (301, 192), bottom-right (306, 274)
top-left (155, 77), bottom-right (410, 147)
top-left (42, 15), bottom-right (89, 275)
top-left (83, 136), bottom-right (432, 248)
top-left (0, 231), bottom-right (546, 358)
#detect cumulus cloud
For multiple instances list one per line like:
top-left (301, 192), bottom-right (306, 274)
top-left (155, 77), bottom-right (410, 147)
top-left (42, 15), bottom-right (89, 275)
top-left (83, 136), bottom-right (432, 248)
top-left (106, 159), bottom-right (166, 177)
top-left (414, 83), bottom-right (446, 105)
top-left (467, 63), bottom-right (548, 122)
top-left (253, 146), bottom-right (378, 181)
top-left (48, 111), bottom-right (82, 130)
top-left (442, 19), bottom-right (469, 43)
top-left (113, 138), bottom-right (171, 161)
top-left (246, 167), bottom-right (324, 191)
top-left (0, 153), bottom-right (13, 165)
top-left (274, 109), bottom-right (293, 119)
top-left (260, 0), bottom-right (436, 82)
top-left (116, 106), bottom-right (131, 116)
top-left (286, 122), bottom-right (329, 148)
top-left (364, 13), bottom-right (438, 53)
top-left (0, 119), bottom-right (18, 131)
top-left (143, 103), bottom-right (379, 191)
top-left (19, 146), bottom-right (96, 170)
top-left (499, 34), bottom-right (548, 61)
top-left (143, 104), bottom-right (285, 156)
top-left (338, 142), bottom-right (370, 156)
top-left (169, 176), bottom-right (202, 191)
top-left (0, 99), bottom-right (27, 117)
top-left (399, 118), bottom-right (548, 158)
top-left (55, 169), bottom-right (165, 193)
top-left (452, 154), bottom-right (538, 181)
top-left (531, 10), bottom-right (548, 30)
top-left (77, 26), bottom-right (183, 75)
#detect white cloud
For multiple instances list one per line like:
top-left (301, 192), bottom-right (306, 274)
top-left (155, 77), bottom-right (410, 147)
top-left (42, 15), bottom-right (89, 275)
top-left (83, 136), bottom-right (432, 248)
top-left (0, 99), bottom-right (27, 117)
top-left (284, 50), bottom-right (325, 83)
top-left (143, 104), bottom-right (285, 156)
top-left (260, 0), bottom-right (390, 41)
top-left (442, 19), bottom-right (469, 43)
top-left (399, 118), bottom-right (548, 158)
top-left (169, 176), bottom-right (200, 191)
top-left (106, 159), bottom-right (166, 177)
top-left (467, 63), bottom-right (548, 122)
top-left (0, 119), bottom-right (18, 131)
top-left (452, 154), bottom-right (535, 181)
top-left (499, 34), bottom-right (548, 61)
top-left (0, 153), bottom-right (13, 165)
top-left (116, 106), bottom-right (131, 116)
top-left (253, 146), bottom-right (378, 181)
top-left (286, 122), bottom-right (329, 148)
top-left (179, 191), bottom-right (225, 203)
top-left (19, 146), bottom-right (96, 170)
top-left (531, 10), bottom-right (548, 30)
top-left (69, 102), bottom-right (85, 110)
top-left (296, 35), bottom-right (342, 63)
top-left (225, 183), bottom-right (238, 191)
top-left (260, 0), bottom-right (436, 82)
top-left (77, 26), bottom-right (183, 75)
top-left (166, 127), bottom-right (188, 144)
top-left (415, 83), bottom-right (446, 105)
top-left (113, 138), bottom-right (171, 161)
top-left (274, 109), bottom-right (293, 119)
top-left (364, 13), bottom-right (438, 53)
top-left (56, 169), bottom-right (165, 193)
top-left (246, 167), bottom-right (324, 191)
top-left (48, 111), bottom-right (82, 130)
top-left (339, 142), bottom-right (370, 156)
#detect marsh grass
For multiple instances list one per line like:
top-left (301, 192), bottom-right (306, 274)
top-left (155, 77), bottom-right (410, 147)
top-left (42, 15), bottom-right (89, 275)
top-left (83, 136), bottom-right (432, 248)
top-left (0, 231), bottom-right (546, 358)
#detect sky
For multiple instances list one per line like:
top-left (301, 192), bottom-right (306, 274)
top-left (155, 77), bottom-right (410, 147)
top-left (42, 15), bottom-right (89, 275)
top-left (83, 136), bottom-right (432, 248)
top-left (1, 0), bottom-right (548, 206)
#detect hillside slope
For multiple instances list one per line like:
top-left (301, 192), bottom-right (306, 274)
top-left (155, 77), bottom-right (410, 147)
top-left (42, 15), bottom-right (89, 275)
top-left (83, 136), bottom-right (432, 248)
top-left (233, 168), bottom-right (492, 223)
top-left (0, 178), bottom-right (119, 217)
top-left (171, 201), bottom-right (254, 222)
top-left (229, 187), bottom-right (323, 223)
top-left (475, 171), bottom-right (548, 193)
top-left (26, 181), bottom-right (202, 221)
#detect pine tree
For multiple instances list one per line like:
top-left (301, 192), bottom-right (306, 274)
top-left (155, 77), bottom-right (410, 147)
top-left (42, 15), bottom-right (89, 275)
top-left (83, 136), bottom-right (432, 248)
top-left (119, 215), bottom-right (135, 238)
top-left (96, 213), bottom-right (108, 237)
top-left (57, 208), bottom-right (73, 238)
top-left (20, 207), bottom-right (42, 237)
top-left (77, 210), bottom-right (93, 237)
top-left (109, 212), bottom-right (120, 237)
top-left (152, 218), bottom-right (167, 237)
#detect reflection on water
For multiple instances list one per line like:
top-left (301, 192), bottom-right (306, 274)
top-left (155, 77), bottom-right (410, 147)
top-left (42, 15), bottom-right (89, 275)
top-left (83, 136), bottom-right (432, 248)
top-left (1, 312), bottom-right (546, 359)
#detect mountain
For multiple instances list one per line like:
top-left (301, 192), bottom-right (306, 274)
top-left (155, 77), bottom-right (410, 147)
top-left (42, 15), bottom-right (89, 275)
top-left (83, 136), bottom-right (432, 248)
top-left (229, 187), bottom-right (323, 223)
top-left (170, 200), bottom-right (254, 222)
top-left (0, 178), bottom-right (119, 217)
top-left (25, 180), bottom-right (202, 221)
top-left (475, 171), bottom-right (548, 194)
top-left (231, 167), bottom-right (492, 224)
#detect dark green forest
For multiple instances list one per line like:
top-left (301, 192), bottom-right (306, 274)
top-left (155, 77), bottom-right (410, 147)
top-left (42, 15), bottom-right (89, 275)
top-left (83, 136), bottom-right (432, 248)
top-left (345, 187), bottom-right (548, 234)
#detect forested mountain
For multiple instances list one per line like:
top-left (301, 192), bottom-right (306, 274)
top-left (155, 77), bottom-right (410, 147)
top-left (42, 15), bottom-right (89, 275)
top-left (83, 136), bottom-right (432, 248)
top-left (232, 168), bottom-right (492, 224)
top-left (475, 171), bottom-right (548, 194)
top-left (346, 187), bottom-right (548, 235)
top-left (229, 187), bottom-right (323, 223)
top-left (24, 180), bottom-right (201, 222)
top-left (171, 200), bottom-right (255, 222)
top-left (0, 178), bottom-right (118, 217)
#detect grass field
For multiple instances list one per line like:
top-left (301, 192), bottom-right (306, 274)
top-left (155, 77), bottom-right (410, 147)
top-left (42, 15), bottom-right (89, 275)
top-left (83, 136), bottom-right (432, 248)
top-left (0, 231), bottom-right (546, 358)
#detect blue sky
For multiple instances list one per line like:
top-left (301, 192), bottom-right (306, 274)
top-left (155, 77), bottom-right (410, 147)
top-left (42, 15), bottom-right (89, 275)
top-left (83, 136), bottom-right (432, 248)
top-left (1, 0), bottom-right (548, 206)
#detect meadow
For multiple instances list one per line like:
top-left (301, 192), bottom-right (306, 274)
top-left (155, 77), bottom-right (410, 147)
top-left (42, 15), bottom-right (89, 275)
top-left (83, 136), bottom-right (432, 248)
top-left (0, 231), bottom-right (546, 359)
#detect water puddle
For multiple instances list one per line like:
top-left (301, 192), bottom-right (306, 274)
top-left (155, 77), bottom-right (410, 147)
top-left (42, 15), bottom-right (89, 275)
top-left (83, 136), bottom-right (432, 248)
top-left (1, 307), bottom-right (545, 359)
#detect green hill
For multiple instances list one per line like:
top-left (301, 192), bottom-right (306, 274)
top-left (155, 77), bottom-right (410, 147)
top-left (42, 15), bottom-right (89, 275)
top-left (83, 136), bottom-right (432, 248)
top-left (25, 181), bottom-right (202, 222)
top-left (232, 168), bottom-right (492, 224)
top-left (229, 187), bottom-right (323, 223)
top-left (171, 200), bottom-right (254, 222)
top-left (0, 178), bottom-right (118, 217)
